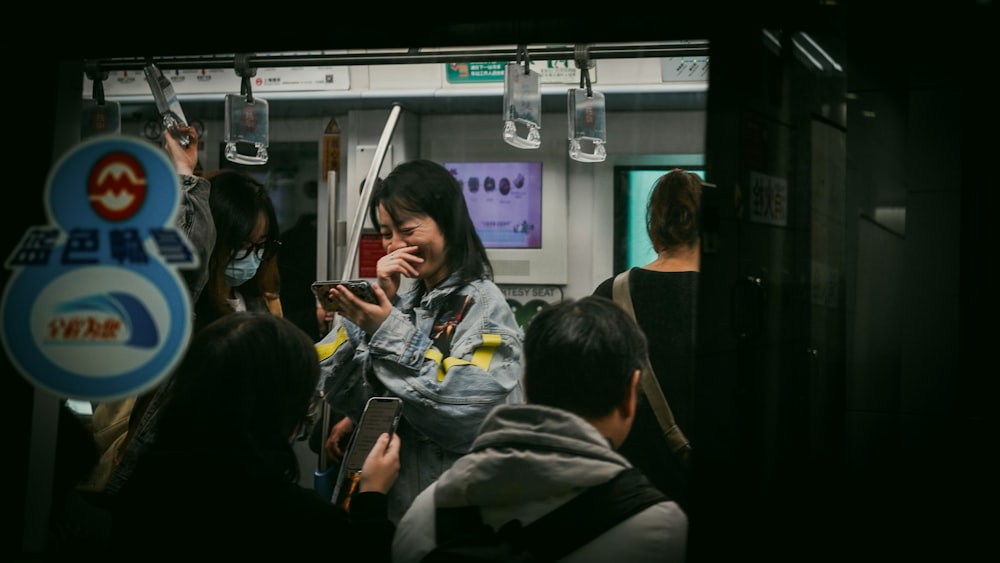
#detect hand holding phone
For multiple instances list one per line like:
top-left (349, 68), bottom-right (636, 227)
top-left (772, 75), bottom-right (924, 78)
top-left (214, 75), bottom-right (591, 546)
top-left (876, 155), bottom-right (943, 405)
top-left (312, 280), bottom-right (378, 312)
top-left (358, 432), bottom-right (400, 496)
top-left (331, 397), bottom-right (403, 509)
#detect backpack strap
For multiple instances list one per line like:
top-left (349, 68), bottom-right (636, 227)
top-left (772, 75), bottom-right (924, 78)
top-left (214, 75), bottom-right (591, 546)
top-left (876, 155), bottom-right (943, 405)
top-left (612, 270), bottom-right (693, 461)
top-left (432, 468), bottom-right (667, 562)
top-left (517, 467), bottom-right (668, 560)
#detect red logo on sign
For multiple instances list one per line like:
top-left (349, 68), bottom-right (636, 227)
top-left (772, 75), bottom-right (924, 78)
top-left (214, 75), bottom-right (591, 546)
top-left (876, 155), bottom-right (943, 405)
top-left (87, 152), bottom-right (147, 221)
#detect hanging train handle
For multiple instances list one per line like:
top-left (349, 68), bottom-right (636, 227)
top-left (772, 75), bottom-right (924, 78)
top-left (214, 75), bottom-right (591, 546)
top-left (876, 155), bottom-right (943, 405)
top-left (234, 53), bottom-right (256, 103)
top-left (84, 62), bottom-right (109, 106)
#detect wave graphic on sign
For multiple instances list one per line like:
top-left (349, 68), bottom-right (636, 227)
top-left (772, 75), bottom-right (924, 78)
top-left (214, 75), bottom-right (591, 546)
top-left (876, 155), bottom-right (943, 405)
top-left (90, 189), bottom-right (136, 212)
top-left (53, 292), bottom-right (159, 348)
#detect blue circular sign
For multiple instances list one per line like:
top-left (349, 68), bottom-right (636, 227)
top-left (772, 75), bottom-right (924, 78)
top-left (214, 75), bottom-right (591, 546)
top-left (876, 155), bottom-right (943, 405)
top-left (1, 136), bottom-right (196, 401)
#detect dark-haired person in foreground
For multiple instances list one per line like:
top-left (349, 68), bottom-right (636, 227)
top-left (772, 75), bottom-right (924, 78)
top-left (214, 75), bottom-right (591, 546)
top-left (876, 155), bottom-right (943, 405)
top-left (110, 312), bottom-right (400, 560)
top-left (392, 296), bottom-right (687, 562)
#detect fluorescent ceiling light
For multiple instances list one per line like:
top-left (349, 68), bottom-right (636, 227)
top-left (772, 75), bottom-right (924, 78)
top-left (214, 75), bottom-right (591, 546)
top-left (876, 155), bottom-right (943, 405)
top-left (791, 36), bottom-right (825, 71)
top-left (799, 32), bottom-right (842, 72)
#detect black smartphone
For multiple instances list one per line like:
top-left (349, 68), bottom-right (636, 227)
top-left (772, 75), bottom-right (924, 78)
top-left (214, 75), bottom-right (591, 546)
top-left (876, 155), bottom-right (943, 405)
top-left (331, 397), bottom-right (403, 508)
top-left (312, 280), bottom-right (378, 312)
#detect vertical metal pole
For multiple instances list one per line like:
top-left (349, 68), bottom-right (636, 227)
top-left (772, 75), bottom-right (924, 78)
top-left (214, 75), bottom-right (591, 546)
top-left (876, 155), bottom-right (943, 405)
top-left (340, 103), bottom-right (402, 281)
top-left (318, 170), bottom-right (336, 280)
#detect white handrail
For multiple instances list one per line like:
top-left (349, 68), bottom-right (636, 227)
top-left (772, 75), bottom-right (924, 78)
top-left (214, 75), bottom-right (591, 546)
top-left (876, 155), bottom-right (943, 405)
top-left (340, 103), bottom-right (402, 280)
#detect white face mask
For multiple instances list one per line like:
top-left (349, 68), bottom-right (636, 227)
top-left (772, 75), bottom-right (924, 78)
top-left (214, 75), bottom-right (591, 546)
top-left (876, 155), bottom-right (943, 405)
top-left (224, 251), bottom-right (262, 286)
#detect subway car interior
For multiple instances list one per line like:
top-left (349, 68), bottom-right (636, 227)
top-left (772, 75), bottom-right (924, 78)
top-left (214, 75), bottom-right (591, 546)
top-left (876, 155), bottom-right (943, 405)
top-left (7, 3), bottom-right (993, 561)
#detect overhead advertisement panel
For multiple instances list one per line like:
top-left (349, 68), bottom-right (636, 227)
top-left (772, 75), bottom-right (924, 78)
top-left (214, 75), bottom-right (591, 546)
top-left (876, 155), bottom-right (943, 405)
top-left (446, 60), bottom-right (589, 84)
top-left (84, 61), bottom-right (351, 98)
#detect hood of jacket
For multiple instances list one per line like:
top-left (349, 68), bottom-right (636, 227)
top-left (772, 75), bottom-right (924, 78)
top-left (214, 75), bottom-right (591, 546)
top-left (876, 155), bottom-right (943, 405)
top-left (431, 403), bottom-right (631, 511)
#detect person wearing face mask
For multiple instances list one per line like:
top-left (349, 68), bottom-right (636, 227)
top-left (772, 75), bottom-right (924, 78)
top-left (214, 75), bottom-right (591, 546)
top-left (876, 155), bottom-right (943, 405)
top-left (193, 168), bottom-right (283, 332)
top-left (80, 126), bottom-right (286, 516)
top-left (315, 159), bottom-right (524, 524)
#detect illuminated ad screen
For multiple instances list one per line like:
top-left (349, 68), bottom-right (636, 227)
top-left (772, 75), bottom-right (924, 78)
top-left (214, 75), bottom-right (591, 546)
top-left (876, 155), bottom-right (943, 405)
top-left (445, 161), bottom-right (542, 249)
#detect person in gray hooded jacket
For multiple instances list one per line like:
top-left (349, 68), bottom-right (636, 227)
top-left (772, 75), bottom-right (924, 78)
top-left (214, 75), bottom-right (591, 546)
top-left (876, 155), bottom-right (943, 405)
top-left (391, 295), bottom-right (688, 563)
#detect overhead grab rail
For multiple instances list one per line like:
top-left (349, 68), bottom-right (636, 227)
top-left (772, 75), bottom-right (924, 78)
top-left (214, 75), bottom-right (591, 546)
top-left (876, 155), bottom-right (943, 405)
top-left (82, 41), bottom-right (710, 73)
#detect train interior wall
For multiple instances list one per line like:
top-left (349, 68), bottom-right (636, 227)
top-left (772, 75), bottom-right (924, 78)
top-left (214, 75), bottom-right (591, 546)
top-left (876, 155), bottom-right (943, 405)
top-left (115, 107), bottom-right (706, 299)
top-left (117, 106), bottom-right (707, 488)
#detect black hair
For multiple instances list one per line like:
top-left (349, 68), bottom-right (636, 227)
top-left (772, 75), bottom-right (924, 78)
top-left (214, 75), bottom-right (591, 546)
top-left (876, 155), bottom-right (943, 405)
top-left (368, 159), bottom-right (492, 288)
top-left (153, 312), bottom-right (319, 482)
top-left (197, 170), bottom-right (281, 326)
top-left (523, 296), bottom-right (647, 418)
top-left (208, 170), bottom-right (279, 263)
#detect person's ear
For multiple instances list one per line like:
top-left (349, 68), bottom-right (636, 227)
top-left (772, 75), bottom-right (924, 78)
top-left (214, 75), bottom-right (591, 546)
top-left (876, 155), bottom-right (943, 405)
top-left (621, 369), bottom-right (640, 421)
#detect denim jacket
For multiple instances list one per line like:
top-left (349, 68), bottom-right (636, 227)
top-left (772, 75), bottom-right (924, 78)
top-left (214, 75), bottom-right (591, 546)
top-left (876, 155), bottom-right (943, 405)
top-left (316, 272), bottom-right (524, 522)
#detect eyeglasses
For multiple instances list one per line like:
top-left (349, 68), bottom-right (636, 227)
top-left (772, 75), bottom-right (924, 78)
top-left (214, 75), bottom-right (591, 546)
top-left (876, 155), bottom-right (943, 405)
top-left (233, 239), bottom-right (281, 261)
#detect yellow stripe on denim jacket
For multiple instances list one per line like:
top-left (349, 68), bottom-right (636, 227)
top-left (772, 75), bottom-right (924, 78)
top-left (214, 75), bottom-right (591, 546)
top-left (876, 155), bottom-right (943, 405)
top-left (426, 333), bottom-right (502, 381)
top-left (315, 326), bottom-right (348, 362)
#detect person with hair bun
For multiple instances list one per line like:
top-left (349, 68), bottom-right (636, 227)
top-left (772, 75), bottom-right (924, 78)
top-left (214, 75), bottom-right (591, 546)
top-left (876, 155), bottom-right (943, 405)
top-left (593, 168), bottom-right (703, 512)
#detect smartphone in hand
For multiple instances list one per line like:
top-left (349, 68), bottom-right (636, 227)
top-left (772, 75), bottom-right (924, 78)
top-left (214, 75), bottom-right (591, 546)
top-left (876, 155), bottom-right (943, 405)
top-left (312, 280), bottom-right (378, 312)
top-left (331, 397), bottom-right (403, 509)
